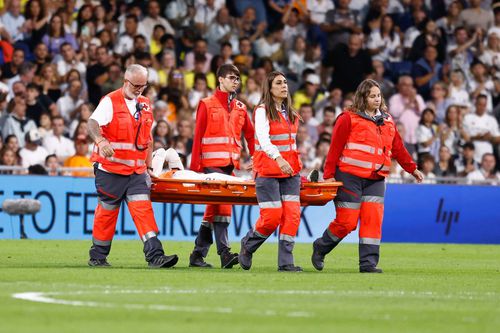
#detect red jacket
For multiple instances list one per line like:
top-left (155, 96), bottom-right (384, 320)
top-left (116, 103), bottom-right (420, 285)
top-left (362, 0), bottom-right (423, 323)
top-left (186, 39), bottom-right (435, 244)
top-left (190, 89), bottom-right (255, 172)
top-left (90, 89), bottom-right (153, 175)
top-left (324, 110), bottom-right (417, 180)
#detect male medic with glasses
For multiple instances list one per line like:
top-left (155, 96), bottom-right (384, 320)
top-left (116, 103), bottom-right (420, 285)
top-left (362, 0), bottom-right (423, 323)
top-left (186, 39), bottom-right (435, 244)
top-left (189, 64), bottom-right (255, 268)
top-left (87, 64), bottom-right (178, 268)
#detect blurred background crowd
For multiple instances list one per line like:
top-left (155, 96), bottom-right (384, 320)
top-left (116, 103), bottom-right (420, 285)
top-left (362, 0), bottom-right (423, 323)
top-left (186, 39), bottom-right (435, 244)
top-left (0, 0), bottom-right (498, 184)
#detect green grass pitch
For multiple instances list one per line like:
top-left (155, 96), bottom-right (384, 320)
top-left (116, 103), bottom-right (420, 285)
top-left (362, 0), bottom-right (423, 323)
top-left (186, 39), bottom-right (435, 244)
top-left (0, 240), bottom-right (499, 333)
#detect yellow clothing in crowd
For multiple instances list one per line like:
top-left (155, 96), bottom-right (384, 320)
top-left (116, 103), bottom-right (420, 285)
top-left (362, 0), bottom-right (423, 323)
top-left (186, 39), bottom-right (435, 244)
top-left (64, 155), bottom-right (93, 177)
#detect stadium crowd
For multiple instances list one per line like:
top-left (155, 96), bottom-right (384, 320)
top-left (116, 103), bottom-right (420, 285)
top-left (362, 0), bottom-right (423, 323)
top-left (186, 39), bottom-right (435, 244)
top-left (0, 0), bottom-right (498, 185)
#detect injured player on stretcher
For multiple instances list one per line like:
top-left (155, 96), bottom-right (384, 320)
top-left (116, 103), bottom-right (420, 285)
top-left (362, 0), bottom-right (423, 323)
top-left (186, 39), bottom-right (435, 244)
top-left (151, 148), bottom-right (249, 182)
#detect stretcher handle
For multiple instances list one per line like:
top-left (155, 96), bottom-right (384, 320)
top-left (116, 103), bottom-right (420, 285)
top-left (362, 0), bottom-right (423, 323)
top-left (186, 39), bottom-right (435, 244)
top-left (154, 178), bottom-right (253, 186)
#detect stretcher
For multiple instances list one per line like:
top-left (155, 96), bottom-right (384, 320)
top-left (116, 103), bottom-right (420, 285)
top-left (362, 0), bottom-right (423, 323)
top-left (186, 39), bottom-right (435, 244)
top-left (151, 177), bottom-right (342, 206)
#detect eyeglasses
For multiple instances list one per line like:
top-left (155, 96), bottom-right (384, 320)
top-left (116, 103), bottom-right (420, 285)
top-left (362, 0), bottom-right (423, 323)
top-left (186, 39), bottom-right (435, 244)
top-left (126, 79), bottom-right (148, 89)
top-left (226, 75), bottom-right (240, 83)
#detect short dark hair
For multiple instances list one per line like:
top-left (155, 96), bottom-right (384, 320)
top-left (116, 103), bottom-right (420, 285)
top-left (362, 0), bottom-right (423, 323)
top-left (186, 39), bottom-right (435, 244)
top-left (216, 64), bottom-right (239, 81)
top-left (462, 142), bottom-right (475, 150)
top-left (45, 154), bottom-right (57, 164)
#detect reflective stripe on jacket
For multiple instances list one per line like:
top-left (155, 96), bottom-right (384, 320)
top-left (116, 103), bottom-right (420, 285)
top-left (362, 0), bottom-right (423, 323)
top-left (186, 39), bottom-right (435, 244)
top-left (200, 95), bottom-right (248, 169)
top-left (338, 111), bottom-right (395, 178)
top-left (253, 106), bottom-right (302, 178)
top-left (91, 88), bottom-right (153, 175)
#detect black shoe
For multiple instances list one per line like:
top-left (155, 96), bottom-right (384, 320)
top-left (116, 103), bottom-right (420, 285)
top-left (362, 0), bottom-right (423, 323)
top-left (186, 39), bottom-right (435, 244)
top-left (360, 266), bottom-right (383, 273)
top-left (148, 254), bottom-right (178, 268)
top-left (238, 246), bottom-right (252, 270)
top-left (88, 258), bottom-right (111, 267)
top-left (307, 169), bottom-right (319, 182)
top-left (278, 265), bottom-right (303, 272)
top-left (189, 252), bottom-right (213, 268)
top-left (221, 251), bottom-right (239, 269)
top-left (311, 242), bottom-right (325, 271)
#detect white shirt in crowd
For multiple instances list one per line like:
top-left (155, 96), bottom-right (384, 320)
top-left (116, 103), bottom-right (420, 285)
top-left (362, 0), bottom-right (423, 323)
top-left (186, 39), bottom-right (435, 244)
top-left (467, 168), bottom-right (500, 185)
top-left (56, 95), bottom-right (85, 123)
top-left (307, 0), bottom-right (335, 24)
top-left (56, 59), bottom-right (87, 79)
top-left (43, 134), bottom-right (75, 160)
top-left (462, 112), bottom-right (499, 162)
top-left (19, 146), bottom-right (49, 168)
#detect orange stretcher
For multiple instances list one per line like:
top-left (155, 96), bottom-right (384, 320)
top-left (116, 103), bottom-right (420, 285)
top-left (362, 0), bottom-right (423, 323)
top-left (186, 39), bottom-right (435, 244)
top-left (151, 178), bottom-right (342, 206)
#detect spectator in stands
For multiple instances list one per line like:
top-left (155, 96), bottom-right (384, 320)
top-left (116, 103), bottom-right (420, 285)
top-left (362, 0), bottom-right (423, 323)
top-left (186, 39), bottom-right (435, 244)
top-left (323, 33), bottom-right (373, 95)
top-left (114, 14), bottom-right (139, 57)
top-left (32, 42), bottom-right (51, 75)
top-left (463, 94), bottom-right (500, 162)
top-left (440, 104), bottom-right (468, 159)
top-left (1, 0), bottom-right (26, 43)
top-left (282, 6), bottom-right (307, 53)
top-left (412, 45), bottom-right (443, 100)
top-left (458, 0), bottom-right (494, 33)
top-left (409, 19), bottom-right (447, 63)
top-left (388, 75), bottom-right (426, 153)
top-left (37, 112), bottom-right (52, 138)
top-left (87, 46), bottom-right (111, 106)
top-left (436, 1), bottom-right (463, 43)
top-left (2, 98), bottom-right (36, 146)
top-left (468, 61), bottom-right (495, 112)
top-left (44, 154), bottom-right (60, 176)
top-left (296, 124), bottom-right (315, 169)
top-left (63, 134), bottom-right (92, 177)
top-left (152, 119), bottom-right (172, 148)
top-left (235, 6), bottom-right (267, 43)
top-left (172, 118), bottom-right (193, 159)
top-left (25, 83), bottom-right (47, 126)
top-left (299, 103), bottom-right (319, 144)
top-left (455, 142), bottom-right (479, 177)
top-left (367, 14), bottom-right (402, 63)
top-left (316, 106), bottom-right (335, 136)
top-left (293, 74), bottom-right (325, 109)
top-left (448, 69), bottom-right (471, 110)
top-left (56, 78), bottom-right (84, 123)
top-left (0, 147), bottom-right (21, 174)
top-left (35, 63), bottom-right (61, 103)
top-left (308, 137), bottom-right (330, 172)
top-left (426, 81), bottom-right (451, 123)
top-left (42, 14), bottom-right (78, 56)
top-left (479, 30), bottom-right (500, 73)
top-left (56, 42), bottom-right (86, 78)
top-left (142, 0), bottom-right (175, 42)
top-left (420, 154), bottom-right (437, 184)
top-left (188, 73), bottom-right (211, 111)
top-left (467, 152), bottom-right (500, 185)
top-left (1, 48), bottom-right (24, 80)
top-left (7, 63), bottom-right (36, 95)
top-left (321, 0), bottom-right (362, 52)
top-left (416, 108), bottom-right (439, 162)
top-left (183, 38), bottom-right (213, 73)
top-left (157, 49), bottom-right (176, 88)
top-left (42, 115), bottom-right (75, 163)
top-left (402, 9), bottom-right (427, 58)
top-left (19, 128), bottom-right (48, 168)
top-left (447, 26), bottom-right (480, 76)
top-left (3, 134), bottom-right (20, 153)
top-left (434, 146), bottom-right (457, 178)
top-left (205, 7), bottom-right (234, 55)
top-left (101, 63), bottom-right (123, 96)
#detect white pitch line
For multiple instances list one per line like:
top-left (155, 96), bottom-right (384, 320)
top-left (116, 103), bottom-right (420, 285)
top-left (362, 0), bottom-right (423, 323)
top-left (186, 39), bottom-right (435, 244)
top-left (11, 290), bottom-right (312, 318)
